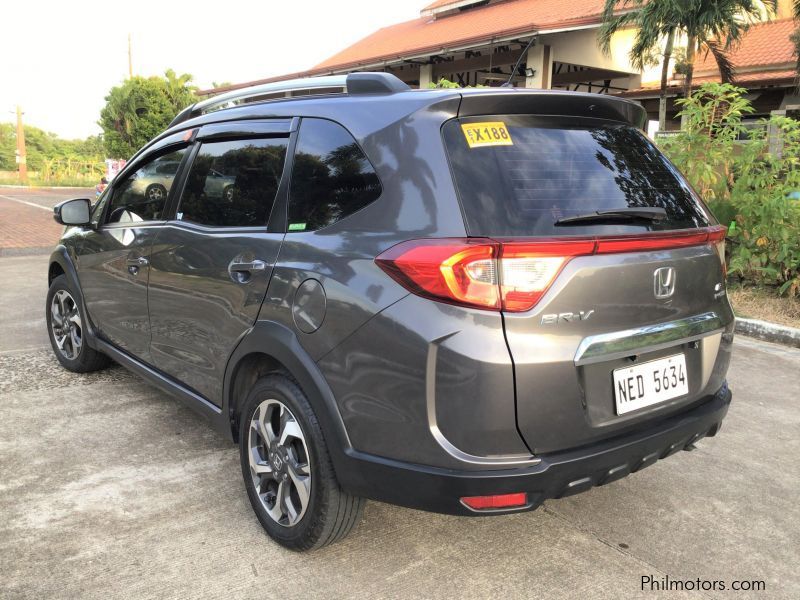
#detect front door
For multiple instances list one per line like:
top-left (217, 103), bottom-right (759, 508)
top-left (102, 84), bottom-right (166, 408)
top-left (147, 127), bottom-right (291, 404)
top-left (76, 146), bottom-right (190, 360)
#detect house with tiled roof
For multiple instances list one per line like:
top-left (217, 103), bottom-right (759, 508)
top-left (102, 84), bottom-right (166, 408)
top-left (204, 0), bottom-right (652, 94)
top-left (623, 17), bottom-right (799, 126)
top-left (203, 0), bottom-right (799, 128)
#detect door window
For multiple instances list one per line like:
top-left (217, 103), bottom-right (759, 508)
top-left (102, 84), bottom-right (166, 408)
top-left (177, 138), bottom-right (288, 227)
top-left (106, 149), bottom-right (188, 224)
top-left (287, 119), bottom-right (381, 232)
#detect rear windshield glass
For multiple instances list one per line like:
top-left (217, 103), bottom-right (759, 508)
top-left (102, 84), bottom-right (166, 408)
top-left (442, 116), bottom-right (711, 237)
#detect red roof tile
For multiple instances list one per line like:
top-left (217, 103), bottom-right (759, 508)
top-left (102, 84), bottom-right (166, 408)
top-left (693, 18), bottom-right (796, 74)
top-left (619, 19), bottom-right (798, 98)
top-left (620, 70), bottom-right (796, 98)
top-left (314, 0), bottom-right (607, 72)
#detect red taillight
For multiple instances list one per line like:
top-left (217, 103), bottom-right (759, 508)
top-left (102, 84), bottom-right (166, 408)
top-left (498, 240), bottom-right (596, 312)
top-left (461, 492), bottom-right (528, 511)
top-left (376, 227), bottom-right (726, 313)
top-left (707, 225), bottom-right (727, 277)
top-left (375, 238), bottom-right (500, 310)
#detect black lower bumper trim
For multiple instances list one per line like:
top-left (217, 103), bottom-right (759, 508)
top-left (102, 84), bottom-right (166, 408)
top-left (335, 384), bottom-right (731, 516)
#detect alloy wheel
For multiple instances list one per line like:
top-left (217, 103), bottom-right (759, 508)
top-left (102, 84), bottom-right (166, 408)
top-left (50, 289), bottom-right (82, 360)
top-left (147, 186), bottom-right (165, 201)
top-left (248, 399), bottom-right (312, 527)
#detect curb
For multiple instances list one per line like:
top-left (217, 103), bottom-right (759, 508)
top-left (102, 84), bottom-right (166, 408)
top-left (735, 317), bottom-right (800, 348)
top-left (0, 247), bottom-right (53, 258)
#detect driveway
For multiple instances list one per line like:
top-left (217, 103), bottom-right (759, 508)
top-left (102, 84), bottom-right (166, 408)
top-left (1, 189), bottom-right (798, 599)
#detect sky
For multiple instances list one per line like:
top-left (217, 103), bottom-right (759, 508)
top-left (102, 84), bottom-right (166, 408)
top-left (1, 0), bottom-right (424, 140)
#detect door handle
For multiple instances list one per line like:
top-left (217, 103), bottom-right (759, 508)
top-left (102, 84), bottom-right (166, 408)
top-left (228, 259), bottom-right (267, 283)
top-left (127, 256), bottom-right (149, 275)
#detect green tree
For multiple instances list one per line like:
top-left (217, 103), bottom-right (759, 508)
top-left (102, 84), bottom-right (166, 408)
top-left (657, 82), bottom-right (800, 295)
top-left (0, 123), bottom-right (16, 170)
top-left (163, 69), bottom-right (197, 110)
top-left (679, 0), bottom-right (776, 98)
top-left (427, 77), bottom-right (487, 88)
top-left (99, 70), bottom-right (197, 159)
top-left (0, 122), bottom-right (105, 183)
top-left (599, 1), bottom-right (775, 132)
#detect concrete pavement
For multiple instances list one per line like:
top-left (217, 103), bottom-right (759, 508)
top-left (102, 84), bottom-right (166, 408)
top-left (0, 191), bottom-right (798, 599)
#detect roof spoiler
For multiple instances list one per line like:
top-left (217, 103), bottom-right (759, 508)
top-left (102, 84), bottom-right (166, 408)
top-left (458, 90), bottom-right (648, 129)
top-left (169, 72), bottom-right (411, 128)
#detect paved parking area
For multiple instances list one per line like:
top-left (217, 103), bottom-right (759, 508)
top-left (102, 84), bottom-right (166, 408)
top-left (1, 190), bottom-right (798, 599)
top-left (0, 187), bottom-right (93, 254)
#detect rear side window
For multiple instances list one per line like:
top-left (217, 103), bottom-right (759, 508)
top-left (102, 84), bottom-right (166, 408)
top-left (177, 138), bottom-right (288, 228)
top-left (442, 116), bottom-right (710, 237)
top-left (287, 119), bottom-right (381, 232)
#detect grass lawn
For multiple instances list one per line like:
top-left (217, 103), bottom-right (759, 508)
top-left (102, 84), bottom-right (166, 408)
top-left (728, 283), bottom-right (800, 329)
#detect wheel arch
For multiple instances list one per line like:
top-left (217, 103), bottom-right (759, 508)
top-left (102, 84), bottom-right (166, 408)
top-left (223, 321), bottom-right (352, 458)
top-left (48, 260), bottom-right (65, 285)
top-left (48, 246), bottom-right (100, 349)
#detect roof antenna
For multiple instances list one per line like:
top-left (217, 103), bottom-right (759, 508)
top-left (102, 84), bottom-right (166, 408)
top-left (502, 36), bottom-right (537, 88)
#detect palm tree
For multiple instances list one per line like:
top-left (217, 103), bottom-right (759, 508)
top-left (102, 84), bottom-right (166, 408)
top-left (163, 69), bottom-right (197, 112)
top-left (680, 0), bottom-right (776, 98)
top-left (599, 0), bottom-right (775, 132)
top-left (599, 1), bottom-right (681, 131)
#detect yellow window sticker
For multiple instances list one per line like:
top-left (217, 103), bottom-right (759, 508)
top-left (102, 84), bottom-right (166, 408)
top-left (461, 122), bottom-right (514, 148)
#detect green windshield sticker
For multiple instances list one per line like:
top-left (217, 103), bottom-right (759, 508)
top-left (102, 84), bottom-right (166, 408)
top-left (288, 222), bottom-right (307, 231)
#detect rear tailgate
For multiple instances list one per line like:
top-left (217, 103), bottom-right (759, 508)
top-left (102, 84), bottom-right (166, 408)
top-left (502, 245), bottom-right (734, 453)
top-left (442, 111), bottom-right (735, 454)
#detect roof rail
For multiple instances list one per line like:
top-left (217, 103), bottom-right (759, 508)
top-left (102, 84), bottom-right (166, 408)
top-left (169, 72), bottom-right (411, 128)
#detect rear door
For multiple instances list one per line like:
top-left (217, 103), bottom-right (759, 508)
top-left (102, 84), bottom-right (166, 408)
top-left (442, 115), bottom-right (734, 454)
top-left (146, 119), bottom-right (293, 405)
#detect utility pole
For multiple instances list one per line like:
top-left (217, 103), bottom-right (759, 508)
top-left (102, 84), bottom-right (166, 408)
top-left (15, 105), bottom-right (27, 183)
top-left (128, 33), bottom-right (133, 78)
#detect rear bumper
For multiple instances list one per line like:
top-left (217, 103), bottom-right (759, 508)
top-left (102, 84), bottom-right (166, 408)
top-left (336, 383), bottom-right (731, 516)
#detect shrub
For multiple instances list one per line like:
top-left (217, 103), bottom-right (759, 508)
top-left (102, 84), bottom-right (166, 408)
top-left (728, 116), bottom-right (800, 296)
top-left (658, 83), bottom-right (800, 296)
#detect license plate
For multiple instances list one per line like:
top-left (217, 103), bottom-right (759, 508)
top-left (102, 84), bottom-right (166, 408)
top-left (613, 354), bottom-right (688, 415)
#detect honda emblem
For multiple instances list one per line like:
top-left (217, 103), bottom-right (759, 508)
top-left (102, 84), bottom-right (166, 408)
top-left (654, 267), bottom-right (676, 299)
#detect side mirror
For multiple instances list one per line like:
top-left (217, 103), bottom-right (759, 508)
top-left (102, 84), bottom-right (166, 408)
top-left (53, 198), bottom-right (91, 226)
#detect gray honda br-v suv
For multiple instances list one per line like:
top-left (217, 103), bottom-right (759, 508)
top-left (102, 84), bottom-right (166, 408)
top-left (47, 73), bottom-right (734, 550)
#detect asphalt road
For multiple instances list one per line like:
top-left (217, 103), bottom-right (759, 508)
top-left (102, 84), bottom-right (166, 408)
top-left (1, 190), bottom-right (799, 599)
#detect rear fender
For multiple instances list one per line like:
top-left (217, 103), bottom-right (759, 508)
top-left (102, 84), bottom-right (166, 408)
top-left (222, 320), bottom-right (352, 459)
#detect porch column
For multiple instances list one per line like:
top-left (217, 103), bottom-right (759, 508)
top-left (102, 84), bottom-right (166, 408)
top-left (419, 63), bottom-right (433, 88)
top-left (525, 44), bottom-right (552, 89)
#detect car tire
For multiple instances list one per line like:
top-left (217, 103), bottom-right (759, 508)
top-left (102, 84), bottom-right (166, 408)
top-left (222, 185), bottom-right (237, 202)
top-left (145, 183), bottom-right (167, 203)
top-left (46, 274), bottom-right (110, 373)
top-left (239, 374), bottom-right (365, 551)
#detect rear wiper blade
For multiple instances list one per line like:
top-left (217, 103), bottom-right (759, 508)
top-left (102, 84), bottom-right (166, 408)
top-left (554, 207), bottom-right (667, 226)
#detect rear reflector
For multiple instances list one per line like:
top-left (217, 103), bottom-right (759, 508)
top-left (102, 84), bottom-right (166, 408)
top-left (375, 226), bottom-right (727, 313)
top-left (461, 493), bottom-right (528, 511)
